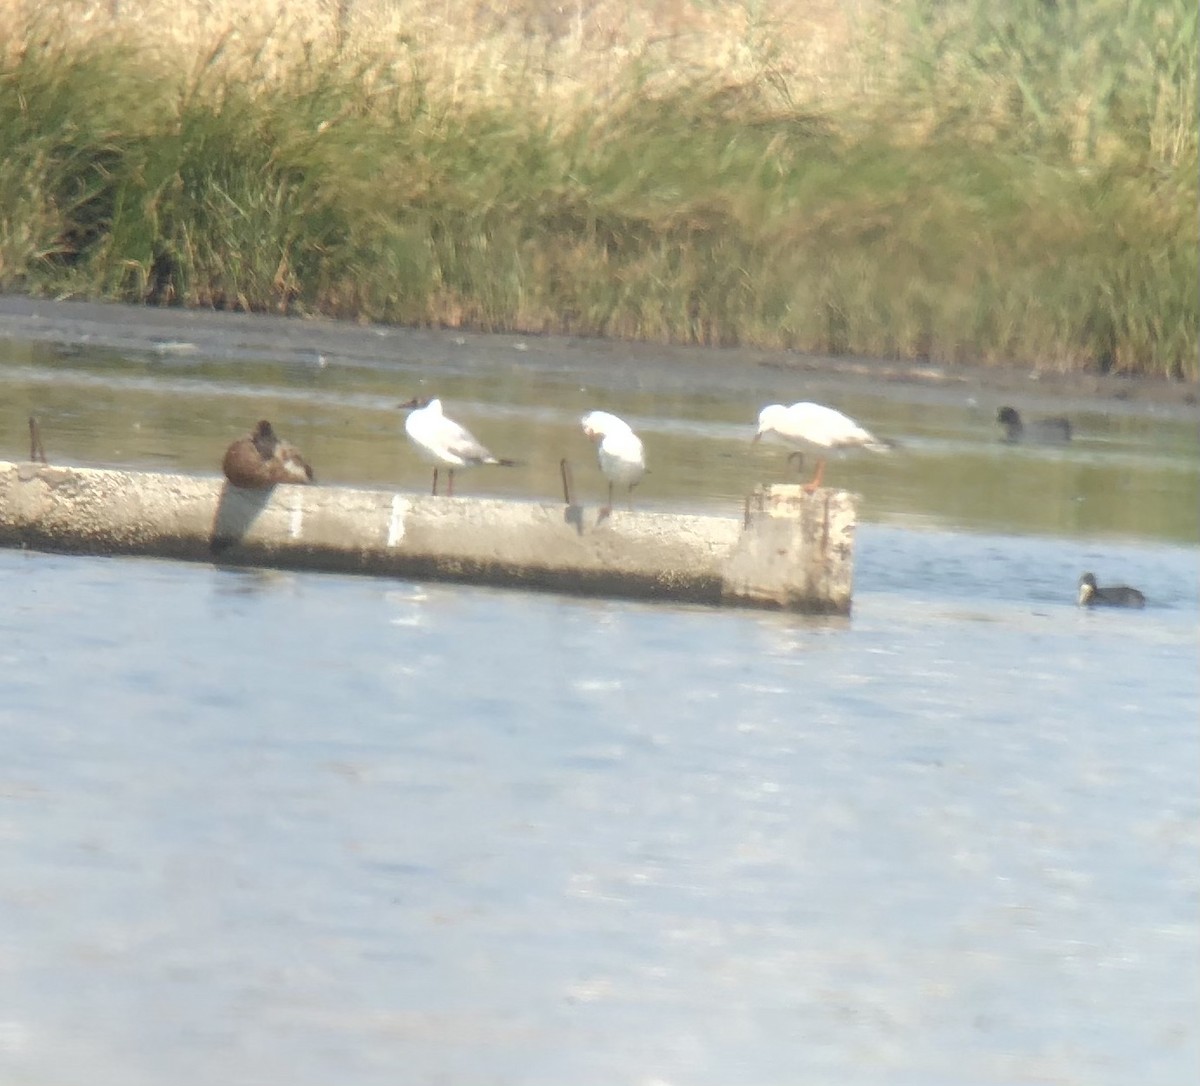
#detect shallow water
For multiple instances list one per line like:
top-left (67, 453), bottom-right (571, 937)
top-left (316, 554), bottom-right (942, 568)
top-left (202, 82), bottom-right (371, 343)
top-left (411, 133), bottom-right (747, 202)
top-left (1, 536), bottom-right (1196, 1086)
top-left (1, 302), bottom-right (1197, 543)
top-left (0, 303), bottom-right (1197, 1085)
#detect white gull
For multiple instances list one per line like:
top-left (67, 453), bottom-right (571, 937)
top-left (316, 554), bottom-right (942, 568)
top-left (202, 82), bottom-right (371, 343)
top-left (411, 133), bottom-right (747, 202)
top-left (581, 410), bottom-right (646, 516)
top-left (399, 397), bottom-right (515, 496)
top-left (753, 401), bottom-right (892, 491)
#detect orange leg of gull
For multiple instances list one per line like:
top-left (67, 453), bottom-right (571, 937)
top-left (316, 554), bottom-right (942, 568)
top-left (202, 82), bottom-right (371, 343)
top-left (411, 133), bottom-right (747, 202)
top-left (803, 458), bottom-right (826, 493)
top-left (598, 481), bottom-right (614, 523)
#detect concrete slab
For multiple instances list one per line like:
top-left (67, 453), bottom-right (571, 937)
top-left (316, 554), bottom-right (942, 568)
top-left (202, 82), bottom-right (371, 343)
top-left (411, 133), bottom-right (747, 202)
top-left (0, 461), bottom-right (857, 612)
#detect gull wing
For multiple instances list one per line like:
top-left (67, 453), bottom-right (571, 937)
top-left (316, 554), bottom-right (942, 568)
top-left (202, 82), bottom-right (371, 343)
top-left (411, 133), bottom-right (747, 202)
top-left (441, 419), bottom-right (496, 464)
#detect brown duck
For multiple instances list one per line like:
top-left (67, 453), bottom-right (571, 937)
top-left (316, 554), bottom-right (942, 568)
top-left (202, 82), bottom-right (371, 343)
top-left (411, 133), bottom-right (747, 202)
top-left (222, 420), bottom-right (314, 488)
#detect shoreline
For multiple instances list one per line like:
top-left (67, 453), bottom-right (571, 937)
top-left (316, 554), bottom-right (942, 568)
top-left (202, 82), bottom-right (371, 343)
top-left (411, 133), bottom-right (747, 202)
top-left (6, 2), bottom-right (1193, 382)
top-left (0, 294), bottom-right (1196, 414)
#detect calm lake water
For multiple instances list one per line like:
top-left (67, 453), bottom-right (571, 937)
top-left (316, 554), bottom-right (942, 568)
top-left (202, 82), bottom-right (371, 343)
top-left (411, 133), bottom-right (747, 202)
top-left (0, 300), bottom-right (1197, 1085)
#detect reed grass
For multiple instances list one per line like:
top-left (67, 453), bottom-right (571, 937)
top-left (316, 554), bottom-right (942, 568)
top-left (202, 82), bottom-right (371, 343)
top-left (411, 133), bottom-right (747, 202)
top-left (0, 0), bottom-right (1195, 378)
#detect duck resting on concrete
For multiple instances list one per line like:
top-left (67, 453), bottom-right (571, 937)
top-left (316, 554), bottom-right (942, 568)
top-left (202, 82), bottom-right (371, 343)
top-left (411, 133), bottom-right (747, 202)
top-left (1077, 572), bottom-right (1145, 608)
top-left (753, 401), bottom-right (893, 491)
top-left (222, 420), bottom-right (314, 488)
top-left (398, 396), bottom-right (516, 496)
top-left (581, 410), bottom-right (646, 518)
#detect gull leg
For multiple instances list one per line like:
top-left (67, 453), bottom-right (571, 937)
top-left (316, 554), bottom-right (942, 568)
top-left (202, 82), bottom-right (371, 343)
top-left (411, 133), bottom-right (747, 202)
top-left (447, 469), bottom-right (456, 497)
top-left (28, 416), bottom-right (47, 464)
top-left (560, 458), bottom-right (575, 505)
top-left (803, 458), bottom-right (826, 493)
top-left (787, 450), bottom-right (805, 475)
top-left (598, 480), bottom-right (614, 523)
top-left (431, 468), bottom-right (439, 496)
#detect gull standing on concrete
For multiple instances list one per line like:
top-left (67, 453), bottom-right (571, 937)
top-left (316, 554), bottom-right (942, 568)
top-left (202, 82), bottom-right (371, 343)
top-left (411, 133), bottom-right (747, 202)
top-left (222, 420), bottom-right (314, 488)
top-left (398, 396), bottom-right (516, 496)
top-left (581, 410), bottom-right (646, 518)
top-left (753, 402), bottom-right (892, 491)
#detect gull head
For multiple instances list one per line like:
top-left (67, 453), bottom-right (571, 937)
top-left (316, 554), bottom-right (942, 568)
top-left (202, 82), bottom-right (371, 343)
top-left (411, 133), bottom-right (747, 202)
top-left (581, 410), bottom-right (632, 441)
top-left (753, 403), bottom-right (788, 443)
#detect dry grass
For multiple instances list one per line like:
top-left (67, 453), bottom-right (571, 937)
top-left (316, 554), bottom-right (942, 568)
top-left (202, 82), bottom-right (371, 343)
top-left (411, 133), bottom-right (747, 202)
top-left (2, 0), bottom-right (889, 108)
top-left (2, 0), bottom-right (1195, 377)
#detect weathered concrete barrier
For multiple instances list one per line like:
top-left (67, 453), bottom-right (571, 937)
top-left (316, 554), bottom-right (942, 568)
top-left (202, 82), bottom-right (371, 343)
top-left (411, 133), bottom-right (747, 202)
top-left (0, 460), bottom-right (858, 613)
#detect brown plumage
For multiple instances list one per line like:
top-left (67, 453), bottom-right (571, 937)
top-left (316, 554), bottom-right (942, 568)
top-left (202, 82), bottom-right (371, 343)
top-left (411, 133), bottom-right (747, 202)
top-left (222, 420), bottom-right (314, 488)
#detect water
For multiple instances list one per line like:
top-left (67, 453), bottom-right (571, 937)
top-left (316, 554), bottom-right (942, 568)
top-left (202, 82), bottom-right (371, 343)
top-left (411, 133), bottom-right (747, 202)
top-left (1, 301), bottom-right (1197, 1084)
top-left (2, 298), bottom-right (1197, 542)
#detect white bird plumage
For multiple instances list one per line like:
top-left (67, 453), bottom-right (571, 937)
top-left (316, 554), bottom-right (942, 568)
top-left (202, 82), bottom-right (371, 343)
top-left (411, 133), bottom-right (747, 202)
top-left (581, 410), bottom-right (646, 516)
top-left (753, 401), bottom-right (891, 490)
top-left (400, 396), bottom-right (515, 495)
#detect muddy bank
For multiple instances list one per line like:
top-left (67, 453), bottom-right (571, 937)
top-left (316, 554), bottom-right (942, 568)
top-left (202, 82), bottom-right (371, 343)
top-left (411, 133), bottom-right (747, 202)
top-left (0, 295), bottom-right (1195, 414)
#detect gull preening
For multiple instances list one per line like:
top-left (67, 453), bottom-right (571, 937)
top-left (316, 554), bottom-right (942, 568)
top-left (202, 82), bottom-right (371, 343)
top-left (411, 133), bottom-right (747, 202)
top-left (399, 396), bottom-right (516, 496)
top-left (222, 420), bottom-right (314, 488)
top-left (753, 401), bottom-right (892, 491)
top-left (581, 410), bottom-right (646, 517)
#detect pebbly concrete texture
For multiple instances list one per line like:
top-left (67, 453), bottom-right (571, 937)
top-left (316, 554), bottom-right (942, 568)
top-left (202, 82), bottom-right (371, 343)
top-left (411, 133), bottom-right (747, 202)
top-left (0, 462), bottom-right (857, 613)
top-left (724, 484), bottom-right (857, 611)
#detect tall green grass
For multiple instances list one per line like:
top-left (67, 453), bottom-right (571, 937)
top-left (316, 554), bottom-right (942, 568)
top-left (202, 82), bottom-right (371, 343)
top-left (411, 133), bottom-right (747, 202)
top-left (0, 0), bottom-right (1195, 378)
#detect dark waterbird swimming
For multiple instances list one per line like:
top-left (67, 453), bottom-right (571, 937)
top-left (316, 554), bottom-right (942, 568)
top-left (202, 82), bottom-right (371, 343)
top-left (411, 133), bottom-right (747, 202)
top-left (996, 406), bottom-right (1072, 444)
top-left (222, 420), bottom-right (314, 488)
top-left (1077, 572), bottom-right (1145, 608)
